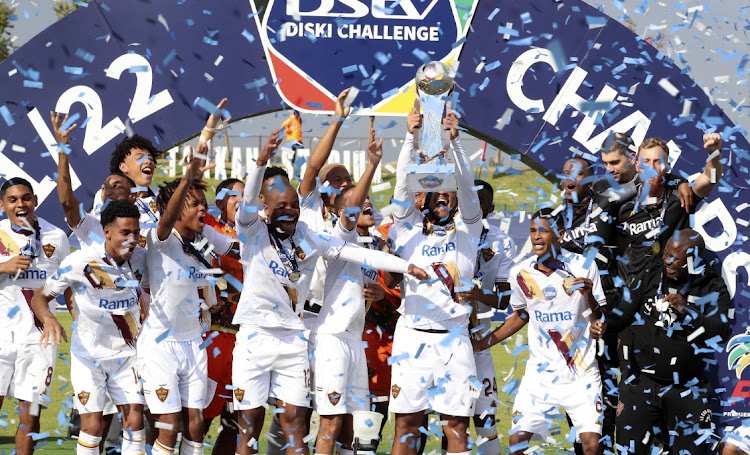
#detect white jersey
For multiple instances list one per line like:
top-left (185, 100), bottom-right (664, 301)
top-left (475, 224), bottom-right (517, 332)
top-left (45, 243), bottom-right (146, 360)
top-left (93, 187), bottom-right (160, 226)
top-left (0, 217), bottom-right (69, 344)
top-left (313, 222), bottom-right (376, 335)
top-left (392, 219), bottom-right (482, 329)
top-left (73, 213), bottom-right (105, 249)
top-left (509, 249), bottom-right (606, 381)
top-left (391, 133), bottom-right (483, 330)
top-left (233, 163), bottom-right (410, 333)
top-left (299, 189), bottom-right (333, 321)
top-left (141, 227), bottom-right (233, 342)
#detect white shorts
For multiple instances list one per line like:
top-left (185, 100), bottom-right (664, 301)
top-left (722, 425), bottom-right (750, 454)
top-left (0, 342), bottom-right (56, 407)
top-left (137, 337), bottom-right (207, 414)
top-left (474, 350), bottom-right (497, 416)
top-left (388, 322), bottom-right (477, 417)
top-left (232, 327), bottom-right (310, 410)
top-left (311, 332), bottom-right (369, 415)
top-left (71, 353), bottom-right (144, 414)
top-left (512, 368), bottom-right (603, 441)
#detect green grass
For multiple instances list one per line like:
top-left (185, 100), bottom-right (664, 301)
top-left (0, 159), bottom-right (561, 453)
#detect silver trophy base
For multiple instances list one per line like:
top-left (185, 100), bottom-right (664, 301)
top-left (404, 162), bottom-right (457, 192)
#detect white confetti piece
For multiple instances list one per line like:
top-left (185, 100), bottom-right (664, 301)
top-left (687, 326), bottom-right (706, 342)
top-left (154, 422), bottom-right (174, 431)
top-left (384, 164), bottom-right (396, 174)
top-left (214, 55), bottom-right (224, 66)
top-left (343, 87), bottom-right (359, 108)
top-left (371, 181), bottom-right (391, 193)
top-left (658, 78), bottom-right (680, 97)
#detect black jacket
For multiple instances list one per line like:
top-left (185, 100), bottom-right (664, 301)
top-left (608, 261), bottom-right (732, 385)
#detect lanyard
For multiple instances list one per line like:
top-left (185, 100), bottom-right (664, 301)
top-left (563, 197), bottom-right (594, 249)
top-left (102, 249), bottom-right (141, 301)
top-left (636, 185), bottom-right (671, 253)
top-left (136, 193), bottom-right (159, 224)
top-left (267, 224), bottom-right (301, 282)
top-left (474, 227), bottom-right (489, 279)
top-left (655, 271), bottom-right (691, 300)
top-left (172, 230), bottom-right (215, 270)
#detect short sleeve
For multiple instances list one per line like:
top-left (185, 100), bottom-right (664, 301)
top-left (57, 231), bottom-right (71, 263)
top-left (586, 260), bottom-right (607, 308)
top-left (203, 228), bottom-right (235, 256)
top-left (72, 214), bottom-right (103, 246)
top-left (509, 268), bottom-right (526, 311)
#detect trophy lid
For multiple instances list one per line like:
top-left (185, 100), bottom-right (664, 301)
top-left (415, 61), bottom-right (454, 96)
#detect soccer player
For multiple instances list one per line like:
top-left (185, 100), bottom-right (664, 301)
top-left (0, 178), bottom-right (71, 455)
top-left (137, 142), bottom-right (236, 455)
top-left (591, 229), bottom-right (732, 455)
top-left (617, 134), bottom-right (722, 300)
top-left (474, 208), bottom-right (606, 455)
top-left (202, 177), bottom-right (244, 455)
top-left (451, 179), bottom-right (515, 455)
top-left (721, 421), bottom-right (750, 455)
top-left (387, 109), bottom-right (482, 455)
top-left (311, 128), bottom-right (384, 455)
top-left (50, 111), bottom-right (137, 248)
top-left (30, 200), bottom-right (147, 455)
top-left (231, 128), bottom-right (428, 455)
top-left (106, 134), bottom-right (161, 223)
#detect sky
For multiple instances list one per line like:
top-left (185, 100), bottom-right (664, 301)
top-left (3, 0), bottom-right (749, 161)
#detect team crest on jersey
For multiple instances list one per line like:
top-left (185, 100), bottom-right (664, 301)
top-left (234, 388), bottom-right (245, 403)
top-left (616, 401), bottom-right (624, 417)
top-left (542, 286), bottom-right (558, 301)
top-left (295, 246), bottom-right (306, 261)
top-left (138, 236), bottom-right (147, 248)
top-left (511, 410), bottom-right (522, 420)
top-left (43, 244), bottom-right (55, 258)
top-left (149, 201), bottom-right (158, 214)
top-left (156, 387), bottom-right (169, 402)
top-left (328, 391), bottom-right (341, 406)
top-left (77, 391), bottom-right (90, 406)
top-left (391, 384), bottom-right (401, 399)
top-left (481, 248), bottom-right (495, 262)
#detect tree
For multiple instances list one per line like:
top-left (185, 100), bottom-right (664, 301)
top-left (0, 2), bottom-right (15, 62)
top-left (53, 0), bottom-right (91, 20)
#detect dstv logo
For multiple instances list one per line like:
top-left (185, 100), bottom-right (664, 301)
top-left (286, 0), bottom-right (439, 19)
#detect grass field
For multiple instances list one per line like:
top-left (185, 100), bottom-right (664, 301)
top-left (0, 314), bottom-right (575, 454)
top-left (0, 160), bottom-right (563, 453)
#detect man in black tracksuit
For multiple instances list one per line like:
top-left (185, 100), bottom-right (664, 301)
top-left (591, 229), bottom-right (733, 455)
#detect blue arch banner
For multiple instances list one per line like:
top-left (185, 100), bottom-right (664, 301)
top-left (0, 0), bottom-right (748, 428)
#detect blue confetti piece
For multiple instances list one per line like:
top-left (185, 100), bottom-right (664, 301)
top-left (497, 26), bottom-right (519, 37)
top-left (63, 66), bottom-right (83, 75)
top-left (0, 105), bottom-right (15, 126)
top-left (241, 29), bottom-right (255, 43)
top-left (162, 49), bottom-right (177, 66)
top-left (342, 64), bottom-right (358, 74)
top-left (155, 329), bottom-right (173, 343)
top-left (193, 97), bottom-right (221, 116)
top-left (74, 48), bottom-right (95, 63)
top-left (305, 101), bottom-right (323, 110)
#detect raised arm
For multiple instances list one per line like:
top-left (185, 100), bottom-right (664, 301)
top-left (299, 89), bottom-right (352, 197)
top-left (156, 143), bottom-right (208, 241)
top-left (340, 128), bottom-right (382, 231)
top-left (393, 109), bottom-right (421, 221)
top-left (51, 112), bottom-right (81, 229)
top-left (445, 113), bottom-right (481, 224)
top-left (237, 129), bottom-right (283, 226)
top-left (692, 133), bottom-right (723, 199)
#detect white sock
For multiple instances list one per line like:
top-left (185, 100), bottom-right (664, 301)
top-left (476, 425), bottom-right (501, 454)
top-left (339, 449), bottom-right (354, 455)
top-left (179, 438), bottom-right (203, 455)
top-left (152, 440), bottom-right (175, 455)
top-left (76, 431), bottom-right (102, 455)
top-left (122, 428), bottom-right (146, 455)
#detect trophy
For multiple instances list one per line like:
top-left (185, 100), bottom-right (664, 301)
top-left (405, 61), bottom-right (458, 192)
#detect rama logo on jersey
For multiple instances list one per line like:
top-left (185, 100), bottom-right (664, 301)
top-left (421, 242), bottom-right (456, 257)
top-left (251, 0), bottom-right (469, 114)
